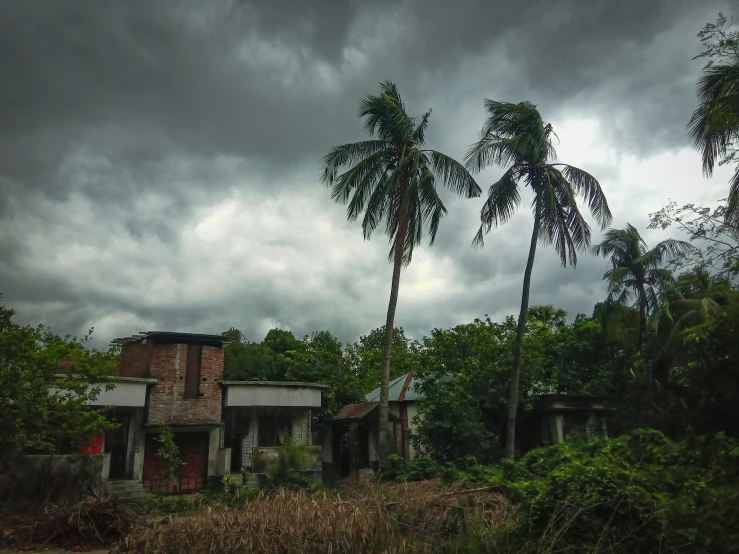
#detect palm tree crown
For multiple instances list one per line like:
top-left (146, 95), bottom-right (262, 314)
top-left (592, 223), bottom-right (694, 349)
top-left (322, 81), bottom-right (481, 265)
top-left (467, 100), bottom-right (612, 263)
top-left (688, 14), bottom-right (739, 224)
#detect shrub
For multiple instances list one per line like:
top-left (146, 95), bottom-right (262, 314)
top-left (501, 429), bottom-right (739, 553)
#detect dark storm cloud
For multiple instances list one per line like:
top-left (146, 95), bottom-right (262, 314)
top-left (0, 0), bottom-right (731, 347)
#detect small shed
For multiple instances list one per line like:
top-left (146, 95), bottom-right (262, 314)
top-left (330, 402), bottom-right (401, 480)
top-left (518, 394), bottom-right (617, 453)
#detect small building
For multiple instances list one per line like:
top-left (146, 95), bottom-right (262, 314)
top-left (63, 331), bottom-right (327, 495)
top-left (332, 375), bottom-right (617, 478)
top-left (364, 371), bottom-right (421, 460)
top-left (222, 380), bottom-right (326, 477)
top-left (517, 394), bottom-right (616, 453)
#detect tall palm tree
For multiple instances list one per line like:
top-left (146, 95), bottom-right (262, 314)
top-left (592, 224), bottom-right (694, 352)
top-left (321, 82), bottom-right (481, 461)
top-left (465, 100), bottom-right (612, 459)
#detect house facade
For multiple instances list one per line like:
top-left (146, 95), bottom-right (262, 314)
top-left (78, 331), bottom-right (325, 494)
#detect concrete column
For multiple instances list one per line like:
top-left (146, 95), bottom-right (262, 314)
top-left (132, 428), bottom-right (147, 482)
top-left (125, 411), bottom-right (137, 478)
top-left (549, 415), bottom-right (564, 444)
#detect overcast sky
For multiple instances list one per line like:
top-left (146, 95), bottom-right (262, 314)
top-left (1, 0), bottom-right (736, 349)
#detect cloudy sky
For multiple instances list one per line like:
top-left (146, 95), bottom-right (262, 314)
top-left (1, 0), bottom-right (736, 348)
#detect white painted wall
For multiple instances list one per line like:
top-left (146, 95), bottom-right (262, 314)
top-left (406, 402), bottom-right (419, 459)
top-left (224, 385), bottom-right (321, 407)
top-left (49, 382), bottom-right (149, 407)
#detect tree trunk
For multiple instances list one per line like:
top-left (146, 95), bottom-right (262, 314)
top-left (504, 193), bottom-right (542, 460)
top-left (636, 283), bottom-right (647, 352)
top-left (377, 213), bottom-right (409, 466)
top-left (636, 282), bottom-right (652, 397)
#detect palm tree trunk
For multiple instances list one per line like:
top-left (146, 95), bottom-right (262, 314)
top-left (505, 194), bottom-right (541, 460)
top-left (636, 282), bottom-right (653, 398)
top-left (636, 284), bottom-right (646, 352)
top-left (378, 213), bottom-right (409, 465)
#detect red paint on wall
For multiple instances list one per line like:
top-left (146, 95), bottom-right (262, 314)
top-left (77, 435), bottom-right (103, 455)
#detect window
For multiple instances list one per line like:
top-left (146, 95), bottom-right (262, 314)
top-left (184, 344), bottom-right (202, 399)
top-left (258, 412), bottom-right (292, 447)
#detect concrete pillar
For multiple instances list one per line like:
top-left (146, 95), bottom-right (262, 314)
top-left (549, 415), bottom-right (564, 444)
top-left (132, 428), bottom-right (147, 482)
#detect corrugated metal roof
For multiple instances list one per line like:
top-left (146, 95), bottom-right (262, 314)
top-left (334, 402), bottom-right (378, 421)
top-left (333, 402), bottom-right (402, 422)
top-left (365, 371), bottom-right (422, 402)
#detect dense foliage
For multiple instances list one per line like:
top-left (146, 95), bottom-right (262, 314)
top-left (0, 297), bottom-right (119, 468)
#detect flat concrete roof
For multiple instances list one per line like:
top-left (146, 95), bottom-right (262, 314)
top-left (221, 380), bottom-right (328, 389)
top-left (54, 374), bottom-right (157, 384)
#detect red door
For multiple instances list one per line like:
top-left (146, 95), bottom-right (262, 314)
top-left (143, 433), bottom-right (209, 493)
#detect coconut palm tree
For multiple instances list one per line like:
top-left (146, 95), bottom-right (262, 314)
top-left (592, 223), bottom-right (694, 352)
top-left (688, 14), bottom-right (739, 224)
top-left (465, 100), bottom-right (612, 459)
top-left (321, 81), bottom-right (481, 460)
top-left (653, 267), bottom-right (730, 352)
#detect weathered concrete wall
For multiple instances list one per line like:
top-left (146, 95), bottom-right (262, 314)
top-left (251, 445), bottom-right (322, 473)
top-left (406, 402), bottom-right (419, 459)
top-left (224, 384), bottom-right (322, 407)
top-left (0, 454), bottom-right (110, 505)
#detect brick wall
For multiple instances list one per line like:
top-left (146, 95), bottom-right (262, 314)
top-left (118, 342), bottom-right (153, 378)
top-left (147, 344), bottom-right (224, 425)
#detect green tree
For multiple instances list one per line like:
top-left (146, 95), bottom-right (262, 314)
top-left (688, 13), bottom-right (739, 224)
top-left (465, 100), bottom-right (611, 459)
top-left (223, 328), bottom-right (302, 381)
top-left (592, 224), bottom-right (693, 352)
top-left (344, 326), bottom-right (421, 396)
top-left (0, 297), bottom-right (118, 469)
top-left (284, 331), bottom-right (364, 422)
top-left (649, 200), bottom-right (739, 280)
top-left (321, 81), bottom-right (480, 460)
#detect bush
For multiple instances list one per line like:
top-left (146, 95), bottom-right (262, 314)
top-left (385, 454), bottom-right (502, 488)
top-left (500, 429), bottom-right (739, 553)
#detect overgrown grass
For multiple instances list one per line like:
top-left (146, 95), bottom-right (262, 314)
top-left (115, 480), bottom-right (514, 554)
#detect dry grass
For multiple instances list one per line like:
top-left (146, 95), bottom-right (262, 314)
top-left (1, 497), bottom-right (142, 550)
top-left (115, 480), bottom-right (514, 554)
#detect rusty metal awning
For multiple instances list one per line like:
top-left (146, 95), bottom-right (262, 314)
top-left (333, 402), bottom-right (401, 423)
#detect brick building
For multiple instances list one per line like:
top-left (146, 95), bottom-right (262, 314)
top-left (79, 331), bottom-right (325, 496)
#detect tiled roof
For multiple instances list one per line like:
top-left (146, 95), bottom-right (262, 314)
top-left (366, 371), bottom-right (422, 402)
top-left (334, 402), bottom-right (378, 421)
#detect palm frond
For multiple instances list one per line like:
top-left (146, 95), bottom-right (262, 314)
top-left (358, 81), bottom-right (415, 143)
top-left (472, 167), bottom-right (521, 248)
top-left (537, 169), bottom-right (591, 266)
top-left (687, 63), bottom-right (739, 177)
top-left (427, 150), bottom-right (481, 198)
top-left (333, 150), bottom-right (387, 210)
top-left (321, 140), bottom-right (389, 186)
top-left (560, 164), bottom-right (613, 228)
